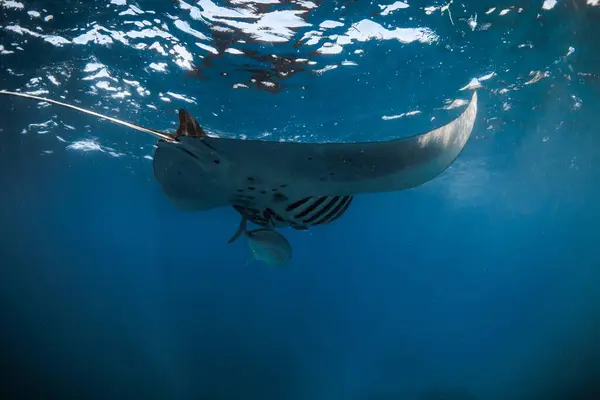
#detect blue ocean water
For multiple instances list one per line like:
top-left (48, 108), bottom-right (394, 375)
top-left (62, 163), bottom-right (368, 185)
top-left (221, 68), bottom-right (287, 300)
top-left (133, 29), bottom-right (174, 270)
top-left (1, 0), bottom-right (600, 399)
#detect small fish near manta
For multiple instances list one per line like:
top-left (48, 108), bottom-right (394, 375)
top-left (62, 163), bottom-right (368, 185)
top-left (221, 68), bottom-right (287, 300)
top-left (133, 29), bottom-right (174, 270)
top-left (0, 89), bottom-right (478, 265)
top-left (228, 215), bottom-right (292, 266)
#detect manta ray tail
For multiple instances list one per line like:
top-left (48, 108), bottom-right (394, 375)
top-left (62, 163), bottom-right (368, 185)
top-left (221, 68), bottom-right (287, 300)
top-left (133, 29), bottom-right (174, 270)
top-left (0, 90), bottom-right (176, 142)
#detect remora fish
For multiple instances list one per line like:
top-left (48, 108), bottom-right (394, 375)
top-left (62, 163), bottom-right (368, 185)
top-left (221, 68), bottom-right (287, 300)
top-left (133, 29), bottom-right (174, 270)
top-left (228, 215), bottom-right (292, 266)
top-left (0, 90), bottom-right (478, 233)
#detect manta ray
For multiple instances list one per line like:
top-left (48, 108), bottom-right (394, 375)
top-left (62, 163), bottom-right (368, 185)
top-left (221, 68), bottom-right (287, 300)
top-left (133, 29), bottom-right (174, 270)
top-left (0, 89), bottom-right (478, 233)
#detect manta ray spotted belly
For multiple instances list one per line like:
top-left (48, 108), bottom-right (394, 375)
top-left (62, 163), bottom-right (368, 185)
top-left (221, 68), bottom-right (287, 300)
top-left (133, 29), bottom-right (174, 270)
top-left (0, 89), bottom-right (478, 234)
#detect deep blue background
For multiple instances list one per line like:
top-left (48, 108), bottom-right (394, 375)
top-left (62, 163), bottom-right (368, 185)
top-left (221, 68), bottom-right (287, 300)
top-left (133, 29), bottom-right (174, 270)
top-left (1, 1), bottom-right (600, 399)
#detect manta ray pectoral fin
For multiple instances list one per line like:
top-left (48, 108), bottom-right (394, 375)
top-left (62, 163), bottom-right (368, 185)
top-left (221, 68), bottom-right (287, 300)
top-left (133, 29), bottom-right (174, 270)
top-left (0, 90), bottom-right (176, 142)
top-left (197, 91), bottom-right (479, 199)
top-left (152, 91), bottom-right (478, 212)
top-left (176, 109), bottom-right (208, 138)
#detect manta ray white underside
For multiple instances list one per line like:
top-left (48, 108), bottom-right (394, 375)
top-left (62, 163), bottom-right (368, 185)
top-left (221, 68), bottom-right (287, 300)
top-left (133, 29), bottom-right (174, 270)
top-left (0, 90), bottom-right (478, 214)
